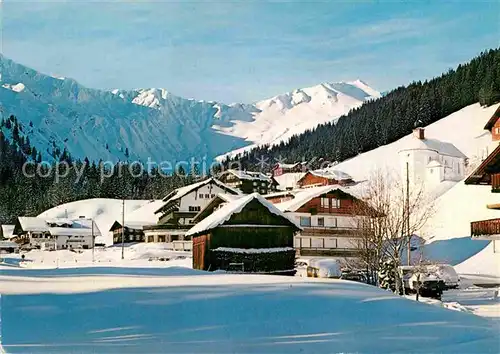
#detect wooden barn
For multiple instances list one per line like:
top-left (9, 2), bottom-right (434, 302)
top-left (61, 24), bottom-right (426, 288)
top-left (186, 193), bottom-right (301, 274)
top-left (296, 170), bottom-right (355, 188)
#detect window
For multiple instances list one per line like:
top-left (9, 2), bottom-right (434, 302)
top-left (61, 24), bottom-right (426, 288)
top-left (300, 216), bottom-right (311, 227)
top-left (189, 206), bottom-right (201, 212)
top-left (321, 197), bottom-right (329, 208)
top-left (205, 194), bottom-right (210, 199)
top-left (211, 194), bottom-right (215, 198)
top-left (317, 217), bottom-right (324, 227)
top-left (324, 238), bottom-right (337, 248)
top-left (331, 217), bottom-right (337, 228)
top-left (199, 194), bottom-right (204, 199)
top-left (331, 198), bottom-right (340, 208)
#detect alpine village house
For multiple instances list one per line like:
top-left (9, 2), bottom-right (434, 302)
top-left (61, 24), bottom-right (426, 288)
top-left (217, 169), bottom-right (279, 194)
top-left (142, 178), bottom-right (240, 244)
top-left (465, 106), bottom-right (500, 250)
top-left (269, 185), bottom-right (373, 258)
top-left (187, 193), bottom-right (301, 274)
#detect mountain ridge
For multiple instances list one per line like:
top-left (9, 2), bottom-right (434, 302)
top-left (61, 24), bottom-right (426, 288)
top-left (0, 55), bottom-right (380, 163)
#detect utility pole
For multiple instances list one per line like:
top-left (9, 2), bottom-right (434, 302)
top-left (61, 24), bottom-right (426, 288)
top-left (406, 161), bottom-right (411, 266)
top-left (91, 218), bottom-right (95, 263)
top-left (121, 199), bottom-right (125, 260)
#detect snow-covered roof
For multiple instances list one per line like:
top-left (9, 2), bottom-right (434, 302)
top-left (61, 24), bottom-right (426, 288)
top-left (49, 227), bottom-right (99, 237)
top-left (45, 218), bottom-right (74, 226)
top-left (427, 160), bottom-right (442, 168)
top-left (186, 193), bottom-right (301, 237)
top-left (222, 169), bottom-right (273, 182)
top-left (1, 225), bottom-right (15, 239)
top-left (109, 220), bottom-right (157, 231)
top-left (217, 193), bottom-right (243, 203)
top-left (263, 190), bottom-right (295, 198)
top-left (17, 217), bottom-right (50, 232)
top-left (274, 172), bottom-right (306, 190)
top-left (275, 162), bottom-right (305, 170)
top-left (484, 105), bottom-right (500, 131)
top-left (16, 217), bottom-right (102, 237)
top-left (399, 137), bottom-right (467, 159)
top-left (276, 184), bottom-right (365, 212)
top-left (156, 178), bottom-right (239, 214)
top-left (306, 169), bottom-right (353, 181)
top-left (0, 240), bottom-right (19, 248)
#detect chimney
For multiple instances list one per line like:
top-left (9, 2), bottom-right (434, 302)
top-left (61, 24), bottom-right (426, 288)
top-left (413, 127), bottom-right (425, 140)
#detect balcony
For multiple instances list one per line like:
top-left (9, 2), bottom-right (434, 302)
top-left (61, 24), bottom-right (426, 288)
top-left (471, 218), bottom-right (500, 240)
top-left (492, 173), bottom-right (500, 193)
top-left (300, 226), bottom-right (358, 236)
top-left (294, 235), bottom-right (362, 257)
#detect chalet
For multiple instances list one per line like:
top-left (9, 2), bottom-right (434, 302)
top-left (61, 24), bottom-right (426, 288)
top-left (484, 105), bottom-right (500, 141)
top-left (13, 217), bottom-right (101, 250)
top-left (217, 169), bottom-right (278, 194)
top-left (272, 162), bottom-right (307, 176)
top-left (143, 178), bottom-right (239, 245)
top-left (296, 170), bottom-right (355, 188)
top-left (398, 125), bottom-right (467, 188)
top-left (109, 221), bottom-right (157, 244)
top-left (465, 143), bottom-right (500, 246)
top-left (274, 184), bottom-right (372, 258)
top-left (187, 193), bottom-right (301, 274)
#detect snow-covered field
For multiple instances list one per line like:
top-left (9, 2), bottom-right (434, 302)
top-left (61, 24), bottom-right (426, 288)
top-left (1, 243), bottom-right (191, 269)
top-left (1, 265), bottom-right (499, 353)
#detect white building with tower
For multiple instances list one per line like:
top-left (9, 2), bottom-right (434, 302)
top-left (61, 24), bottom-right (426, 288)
top-left (398, 124), bottom-right (468, 188)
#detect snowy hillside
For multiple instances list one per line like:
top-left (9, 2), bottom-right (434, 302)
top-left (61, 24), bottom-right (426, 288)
top-left (319, 102), bottom-right (499, 277)
top-left (0, 56), bottom-right (379, 163)
top-left (326, 103), bottom-right (499, 183)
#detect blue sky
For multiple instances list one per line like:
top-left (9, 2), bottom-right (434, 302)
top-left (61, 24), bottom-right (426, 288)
top-left (1, 0), bottom-right (499, 103)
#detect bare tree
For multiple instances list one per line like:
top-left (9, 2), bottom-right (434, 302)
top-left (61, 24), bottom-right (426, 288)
top-left (347, 168), bottom-right (434, 291)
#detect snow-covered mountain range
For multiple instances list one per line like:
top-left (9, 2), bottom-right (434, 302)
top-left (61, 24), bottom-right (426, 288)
top-left (0, 55), bottom-right (380, 162)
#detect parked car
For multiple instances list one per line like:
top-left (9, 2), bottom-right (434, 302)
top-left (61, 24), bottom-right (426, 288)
top-left (400, 265), bottom-right (447, 299)
top-left (426, 264), bottom-right (460, 289)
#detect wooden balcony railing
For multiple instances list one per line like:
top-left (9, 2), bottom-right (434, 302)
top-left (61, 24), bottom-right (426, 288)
top-left (492, 173), bottom-right (500, 193)
top-left (471, 218), bottom-right (500, 237)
